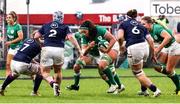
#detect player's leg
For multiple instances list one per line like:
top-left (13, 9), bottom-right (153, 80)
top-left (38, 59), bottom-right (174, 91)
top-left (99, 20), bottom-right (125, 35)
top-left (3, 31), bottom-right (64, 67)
top-left (0, 60), bottom-right (20, 96)
top-left (166, 55), bottom-right (180, 95)
top-left (66, 55), bottom-right (92, 91)
top-left (40, 47), bottom-right (59, 96)
top-left (128, 42), bottom-right (161, 97)
top-left (6, 54), bottom-right (13, 77)
top-left (98, 50), bottom-right (119, 93)
top-left (5, 48), bottom-right (18, 77)
top-left (29, 63), bottom-right (43, 96)
top-left (99, 63), bottom-right (125, 93)
top-left (131, 62), bottom-right (161, 97)
top-left (110, 65), bottom-right (125, 93)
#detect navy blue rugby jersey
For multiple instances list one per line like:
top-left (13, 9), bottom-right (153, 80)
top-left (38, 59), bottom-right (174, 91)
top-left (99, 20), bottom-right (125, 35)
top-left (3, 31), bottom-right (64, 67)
top-left (118, 18), bottom-right (148, 47)
top-left (38, 21), bottom-right (71, 47)
top-left (13, 38), bottom-right (41, 63)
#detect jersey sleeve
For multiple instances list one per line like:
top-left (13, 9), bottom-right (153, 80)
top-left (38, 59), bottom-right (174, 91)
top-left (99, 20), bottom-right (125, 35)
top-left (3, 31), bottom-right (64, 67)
top-left (118, 22), bottom-right (125, 30)
top-left (38, 25), bottom-right (45, 36)
top-left (16, 24), bottom-right (23, 33)
top-left (154, 24), bottom-right (165, 36)
top-left (143, 27), bottom-right (150, 38)
top-left (96, 26), bottom-right (107, 37)
top-left (74, 32), bottom-right (82, 40)
top-left (65, 26), bottom-right (71, 35)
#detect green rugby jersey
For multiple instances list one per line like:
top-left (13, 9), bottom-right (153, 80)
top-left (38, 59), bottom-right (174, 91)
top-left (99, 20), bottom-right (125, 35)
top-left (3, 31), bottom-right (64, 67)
top-left (6, 23), bottom-right (23, 49)
top-left (150, 24), bottom-right (175, 48)
top-left (75, 25), bottom-right (107, 56)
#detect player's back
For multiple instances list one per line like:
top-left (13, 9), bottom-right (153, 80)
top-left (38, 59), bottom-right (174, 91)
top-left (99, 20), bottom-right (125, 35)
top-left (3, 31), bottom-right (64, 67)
top-left (119, 18), bottom-right (148, 47)
top-left (13, 38), bottom-right (41, 63)
top-left (39, 21), bottom-right (71, 48)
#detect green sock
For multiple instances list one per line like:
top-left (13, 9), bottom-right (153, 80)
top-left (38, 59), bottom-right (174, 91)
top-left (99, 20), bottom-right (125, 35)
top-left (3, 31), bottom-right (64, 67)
top-left (114, 73), bottom-right (121, 88)
top-left (103, 68), bottom-right (116, 85)
top-left (74, 73), bottom-right (80, 86)
top-left (169, 74), bottom-right (180, 91)
top-left (105, 80), bottom-right (111, 87)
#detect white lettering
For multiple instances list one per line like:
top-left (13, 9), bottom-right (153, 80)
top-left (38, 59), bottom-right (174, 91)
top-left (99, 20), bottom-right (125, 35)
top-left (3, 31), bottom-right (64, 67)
top-left (99, 15), bottom-right (111, 22)
top-left (113, 15), bottom-right (118, 22)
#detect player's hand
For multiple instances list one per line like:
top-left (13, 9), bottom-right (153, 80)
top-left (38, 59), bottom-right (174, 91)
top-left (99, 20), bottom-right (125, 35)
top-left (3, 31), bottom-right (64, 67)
top-left (78, 50), bottom-right (83, 57)
top-left (89, 41), bottom-right (95, 48)
top-left (151, 52), bottom-right (158, 63)
top-left (155, 47), bottom-right (161, 56)
top-left (99, 47), bottom-right (108, 53)
top-left (5, 41), bottom-right (11, 47)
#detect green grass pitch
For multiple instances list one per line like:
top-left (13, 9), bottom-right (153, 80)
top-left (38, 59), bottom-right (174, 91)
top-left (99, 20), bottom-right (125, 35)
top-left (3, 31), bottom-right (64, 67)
top-left (0, 68), bottom-right (180, 103)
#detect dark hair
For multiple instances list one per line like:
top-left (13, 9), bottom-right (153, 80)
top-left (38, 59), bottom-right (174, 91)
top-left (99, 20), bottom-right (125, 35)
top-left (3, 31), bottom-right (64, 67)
top-left (80, 20), bottom-right (97, 41)
top-left (9, 11), bottom-right (17, 22)
top-left (177, 22), bottom-right (180, 33)
top-left (127, 9), bottom-right (137, 19)
top-left (141, 16), bottom-right (154, 24)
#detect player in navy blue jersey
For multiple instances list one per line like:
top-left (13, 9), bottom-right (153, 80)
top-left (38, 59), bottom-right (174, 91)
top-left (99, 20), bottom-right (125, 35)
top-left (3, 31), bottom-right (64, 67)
top-left (116, 9), bottom-right (161, 97)
top-left (0, 33), bottom-right (42, 96)
top-left (34, 11), bottom-right (81, 96)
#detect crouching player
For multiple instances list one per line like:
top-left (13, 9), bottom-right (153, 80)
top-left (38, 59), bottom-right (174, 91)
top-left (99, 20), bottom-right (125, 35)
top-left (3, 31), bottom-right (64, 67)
top-left (66, 20), bottom-right (125, 93)
top-left (0, 37), bottom-right (42, 96)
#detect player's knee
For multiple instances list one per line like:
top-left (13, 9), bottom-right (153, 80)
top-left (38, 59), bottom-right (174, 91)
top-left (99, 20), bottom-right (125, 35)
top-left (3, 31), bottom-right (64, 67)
top-left (100, 54), bottom-right (112, 65)
top-left (132, 69), bottom-right (144, 77)
top-left (75, 59), bottom-right (86, 68)
top-left (98, 62), bottom-right (106, 71)
top-left (73, 64), bottom-right (81, 73)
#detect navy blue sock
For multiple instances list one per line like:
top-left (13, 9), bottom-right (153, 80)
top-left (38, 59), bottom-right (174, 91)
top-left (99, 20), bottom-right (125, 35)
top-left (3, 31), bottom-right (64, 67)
top-left (141, 85), bottom-right (147, 92)
top-left (33, 74), bottom-right (43, 93)
top-left (50, 81), bottom-right (55, 88)
top-left (1, 74), bottom-right (17, 90)
top-left (149, 84), bottom-right (157, 92)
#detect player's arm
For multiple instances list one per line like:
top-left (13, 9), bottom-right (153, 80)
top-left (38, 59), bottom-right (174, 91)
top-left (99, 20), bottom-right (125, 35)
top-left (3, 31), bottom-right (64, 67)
top-left (157, 30), bottom-right (172, 53)
top-left (146, 34), bottom-right (158, 63)
top-left (103, 31), bottom-right (116, 53)
top-left (116, 29), bottom-right (125, 46)
top-left (34, 31), bottom-right (42, 39)
top-left (66, 33), bottom-right (82, 56)
top-left (82, 41), bottom-right (95, 56)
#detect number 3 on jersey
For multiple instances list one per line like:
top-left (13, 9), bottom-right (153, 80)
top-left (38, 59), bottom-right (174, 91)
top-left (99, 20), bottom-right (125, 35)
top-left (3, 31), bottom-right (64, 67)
top-left (132, 26), bottom-right (140, 34)
top-left (49, 29), bottom-right (57, 37)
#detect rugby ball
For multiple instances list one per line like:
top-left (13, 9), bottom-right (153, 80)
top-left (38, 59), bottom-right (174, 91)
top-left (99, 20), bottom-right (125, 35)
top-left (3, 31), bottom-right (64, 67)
top-left (98, 39), bottom-right (109, 49)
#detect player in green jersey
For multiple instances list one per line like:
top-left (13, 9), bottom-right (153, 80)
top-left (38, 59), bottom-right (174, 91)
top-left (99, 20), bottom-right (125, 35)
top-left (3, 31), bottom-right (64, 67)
top-left (66, 20), bottom-right (125, 94)
top-left (141, 16), bottom-right (180, 95)
top-left (5, 11), bottom-right (23, 77)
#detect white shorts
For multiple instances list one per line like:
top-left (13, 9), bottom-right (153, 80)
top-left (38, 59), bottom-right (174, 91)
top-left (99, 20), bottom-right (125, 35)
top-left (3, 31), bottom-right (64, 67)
top-left (127, 42), bottom-right (149, 65)
top-left (11, 60), bottom-right (40, 76)
top-left (8, 48), bottom-right (19, 55)
top-left (112, 41), bottom-right (120, 55)
top-left (41, 47), bottom-right (64, 67)
top-left (161, 41), bottom-right (180, 56)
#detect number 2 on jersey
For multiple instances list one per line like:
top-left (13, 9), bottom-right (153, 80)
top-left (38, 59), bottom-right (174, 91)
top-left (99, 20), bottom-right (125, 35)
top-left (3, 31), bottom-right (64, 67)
top-left (49, 29), bottom-right (57, 37)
